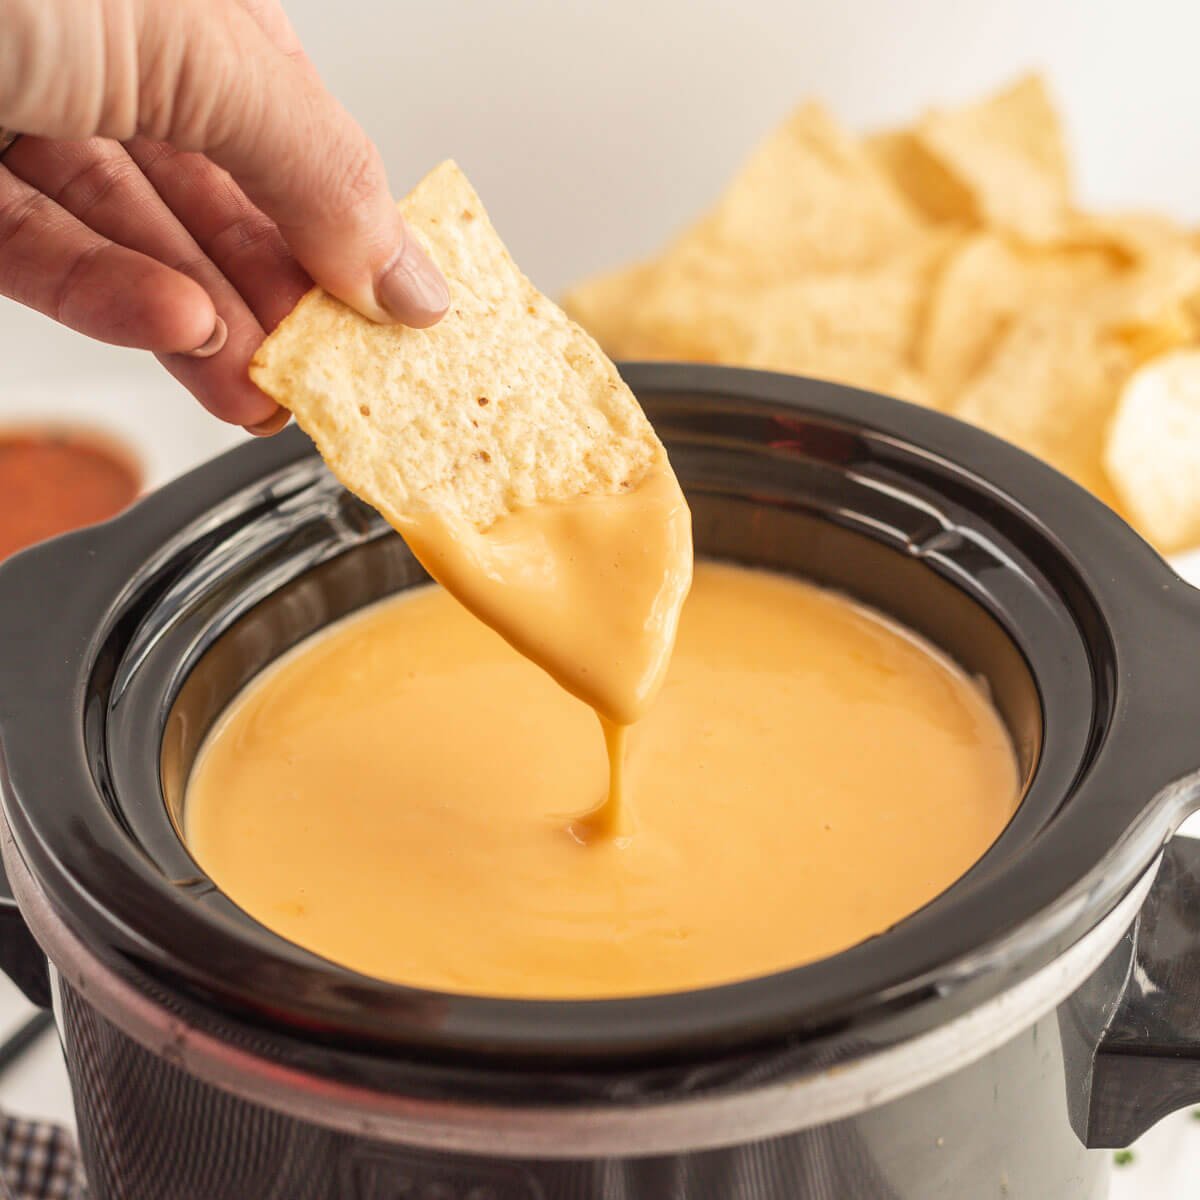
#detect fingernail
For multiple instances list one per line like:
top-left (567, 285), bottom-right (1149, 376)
top-left (185, 316), bottom-right (228, 359)
top-left (376, 242), bottom-right (450, 328)
top-left (245, 409), bottom-right (291, 437)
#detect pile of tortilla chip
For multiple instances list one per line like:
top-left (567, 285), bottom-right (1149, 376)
top-left (563, 74), bottom-right (1200, 553)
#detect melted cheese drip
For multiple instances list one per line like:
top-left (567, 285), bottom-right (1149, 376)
top-left (399, 467), bottom-right (692, 831)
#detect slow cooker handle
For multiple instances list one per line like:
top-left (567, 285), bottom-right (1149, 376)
top-left (1085, 834), bottom-right (1200, 1147)
top-left (0, 855), bottom-right (49, 1009)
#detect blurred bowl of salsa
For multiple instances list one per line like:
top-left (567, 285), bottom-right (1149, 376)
top-left (0, 369), bottom-right (244, 562)
top-left (0, 427), bottom-right (141, 563)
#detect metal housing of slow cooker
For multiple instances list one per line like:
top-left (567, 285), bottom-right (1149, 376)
top-left (1, 364), bottom-right (1200, 1199)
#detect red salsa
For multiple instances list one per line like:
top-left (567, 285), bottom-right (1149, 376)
top-left (0, 431), bottom-right (141, 562)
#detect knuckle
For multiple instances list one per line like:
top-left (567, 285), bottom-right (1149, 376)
top-left (51, 152), bottom-right (138, 220)
top-left (135, 0), bottom-right (241, 150)
top-left (132, 139), bottom-right (179, 176)
top-left (207, 208), bottom-right (287, 266)
top-left (0, 184), bottom-right (47, 258)
top-left (164, 248), bottom-right (212, 283)
top-left (0, 174), bottom-right (118, 331)
top-left (322, 142), bottom-right (386, 226)
top-left (51, 241), bottom-right (106, 325)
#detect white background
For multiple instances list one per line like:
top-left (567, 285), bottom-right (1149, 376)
top-left (2, 0), bottom-right (1200, 1194)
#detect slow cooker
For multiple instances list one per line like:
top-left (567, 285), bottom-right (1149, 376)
top-left (0, 363), bottom-right (1198, 1199)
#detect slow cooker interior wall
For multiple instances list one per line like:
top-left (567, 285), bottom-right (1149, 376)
top-left (161, 493), bottom-right (1042, 838)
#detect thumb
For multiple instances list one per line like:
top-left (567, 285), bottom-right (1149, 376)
top-left (137, 0), bottom-right (448, 326)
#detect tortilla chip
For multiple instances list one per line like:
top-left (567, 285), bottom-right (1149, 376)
top-left (1106, 350), bottom-right (1200, 551)
top-left (1052, 210), bottom-right (1189, 262)
top-left (579, 229), bottom-right (955, 375)
top-left (953, 312), bottom-right (1133, 502)
top-left (727, 242), bottom-right (951, 407)
top-left (748, 341), bottom-right (935, 409)
top-left (560, 260), bottom-right (656, 355)
top-left (752, 268), bottom-right (923, 360)
top-left (1113, 305), bottom-right (1196, 365)
top-left (556, 74), bottom-right (1200, 542)
top-left (579, 250), bottom-right (754, 363)
top-left (919, 233), bottom-right (1119, 402)
top-left (913, 75), bottom-right (1071, 241)
top-left (865, 129), bottom-right (975, 225)
top-left (251, 161), bottom-right (666, 532)
top-left (1052, 233), bottom-right (1200, 361)
top-left (1091, 248), bottom-right (1200, 328)
top-left (741, 240), bottom-right (949, 379)
top-left (665, 102), bottom-right (922, 284)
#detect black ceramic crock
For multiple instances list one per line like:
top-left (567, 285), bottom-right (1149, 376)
top-left (0, 363), bottom-right (1199, 1199)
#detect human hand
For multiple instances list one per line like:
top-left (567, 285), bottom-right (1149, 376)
top-left (0, 0), bottom-right (449, 433)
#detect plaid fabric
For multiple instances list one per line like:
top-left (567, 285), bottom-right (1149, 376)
top-left (0, 1117), bottom-right (87, 1200)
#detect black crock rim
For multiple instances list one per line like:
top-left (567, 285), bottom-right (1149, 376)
top-left (1, 362), bottom-right (1199, 1072)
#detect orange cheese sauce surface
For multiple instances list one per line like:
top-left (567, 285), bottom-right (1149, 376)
top-left (184, 561), bottom-right (1020, 999)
